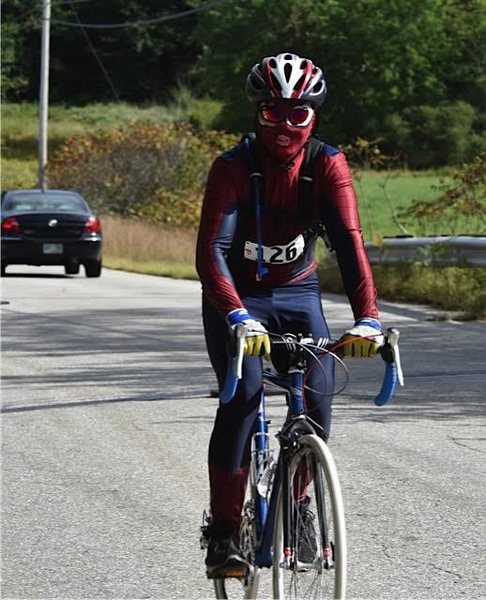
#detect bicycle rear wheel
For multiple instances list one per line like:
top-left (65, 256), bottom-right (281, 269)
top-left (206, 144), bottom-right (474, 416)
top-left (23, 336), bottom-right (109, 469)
top-left (213, 499), bottom-right (260, 599)
top-left (272, 434), bottom-right (346, 599)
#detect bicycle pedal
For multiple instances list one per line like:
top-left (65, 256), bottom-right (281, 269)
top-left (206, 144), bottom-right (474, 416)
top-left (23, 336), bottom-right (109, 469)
top-left (296, 561), bottom-right (313, 573)
top-left (200, 532), bottom-right (209, 550)
top-left (224, 567), bottom-right (248, 579)
top-left (199, 509), bottom-right (211, 550)
top-left (207, 564), bottom-right (249, 580)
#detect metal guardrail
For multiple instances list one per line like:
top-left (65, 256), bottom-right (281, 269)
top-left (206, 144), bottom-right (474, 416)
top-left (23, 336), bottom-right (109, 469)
top-left (364, 236), bottom-right (486, 267)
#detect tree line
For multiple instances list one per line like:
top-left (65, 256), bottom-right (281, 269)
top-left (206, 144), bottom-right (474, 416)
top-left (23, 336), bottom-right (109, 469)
top-left (2, 0), bottom-right (485, 167)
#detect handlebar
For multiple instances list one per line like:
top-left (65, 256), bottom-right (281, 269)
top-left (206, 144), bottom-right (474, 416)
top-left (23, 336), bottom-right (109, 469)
top-left (219, 327), bottom-right (404, 406)
top-left (374, 328), bottom-right (404, 406)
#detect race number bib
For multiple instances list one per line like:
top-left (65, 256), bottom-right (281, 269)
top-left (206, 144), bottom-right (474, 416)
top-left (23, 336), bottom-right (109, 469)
top-left (244, 234), bottom-right (305, 264)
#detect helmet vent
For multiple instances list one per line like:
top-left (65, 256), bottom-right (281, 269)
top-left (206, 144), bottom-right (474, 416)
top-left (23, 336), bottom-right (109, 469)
top-left (270, 72), bottom-right (282, 92)
top-left (269, 58), bottom-right (277, 68)
top-left (251, 73), bottom-right (264, 90)
top-left (284, 63), bottom-right (292, 82)
top-left (295, 74), bottom-right (306, 92)
top-left (301, 60), bottom-right (308, 69)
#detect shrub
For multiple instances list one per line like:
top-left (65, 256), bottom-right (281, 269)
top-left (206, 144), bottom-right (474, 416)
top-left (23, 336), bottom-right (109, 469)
top-left (49, 122), bottom-right (238, 228)
top-left (0, 158), bottom-right (37, 189)
top-left (383, 102), bottom-right (485, 168)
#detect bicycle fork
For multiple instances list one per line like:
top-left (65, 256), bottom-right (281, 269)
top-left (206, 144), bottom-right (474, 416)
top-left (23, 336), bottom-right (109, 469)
top-left (251, 391), bottom-right (274, 530)
top-left (313, 458), bottom-right (334, 570)
top-left (281, 447), bottom-right (294, 568)
top-left (280, 369), bottom-right (307, 568)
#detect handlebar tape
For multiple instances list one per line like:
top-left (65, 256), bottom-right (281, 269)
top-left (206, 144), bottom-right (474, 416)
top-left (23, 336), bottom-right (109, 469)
top-left (374, 361), bottom-right (397, 406)
top-left (220, 331), bottom-right (402, 406)
top-left (219, 357), bottom-right (238, 404)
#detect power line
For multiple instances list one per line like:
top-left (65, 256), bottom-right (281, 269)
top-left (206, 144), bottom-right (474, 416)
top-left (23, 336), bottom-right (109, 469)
top-left (2, 5), bottom-right (39, 24)
top-left (2, 0), bottom-right (94, 24)
top-left (49, 0), bottom-right (227, 29)
top-left (67, 0), bottom-right (120, 101)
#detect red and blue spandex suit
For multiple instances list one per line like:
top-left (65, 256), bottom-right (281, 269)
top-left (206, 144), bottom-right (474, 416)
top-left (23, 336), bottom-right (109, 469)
top-left (196, 138), bottom-right (379, 533)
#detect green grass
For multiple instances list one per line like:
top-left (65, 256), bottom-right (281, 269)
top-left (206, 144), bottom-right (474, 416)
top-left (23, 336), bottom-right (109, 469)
top-left (1, 158), bottom-right (38, 189)
top-left (1, 100), bottom-right (222, 159)
top-left (1, 102), bottom-right (188, 160)
top-left (354, 170), bottom-right (452, 239)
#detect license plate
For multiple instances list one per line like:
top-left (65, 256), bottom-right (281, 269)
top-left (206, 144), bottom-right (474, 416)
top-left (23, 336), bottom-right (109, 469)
top-left (43, 243), bottom-right (63, 254)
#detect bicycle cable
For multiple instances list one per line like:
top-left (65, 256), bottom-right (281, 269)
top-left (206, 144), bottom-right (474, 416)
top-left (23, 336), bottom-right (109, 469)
top-left (266, 332), bottom-right (350, 403)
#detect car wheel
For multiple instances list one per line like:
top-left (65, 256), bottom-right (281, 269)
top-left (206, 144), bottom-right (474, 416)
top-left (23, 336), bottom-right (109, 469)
top-left (84, 259), bottom-right (102, 278)
top-left (65, 262), bottom-right (80, 275)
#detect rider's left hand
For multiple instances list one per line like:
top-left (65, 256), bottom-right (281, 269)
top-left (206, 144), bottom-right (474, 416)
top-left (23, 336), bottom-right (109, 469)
top-left (340, 318), bottom-right (384, 358)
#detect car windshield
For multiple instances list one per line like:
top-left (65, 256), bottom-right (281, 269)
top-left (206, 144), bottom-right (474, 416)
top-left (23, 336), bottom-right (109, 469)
top-left (3, 193), bottom-right (89, 214)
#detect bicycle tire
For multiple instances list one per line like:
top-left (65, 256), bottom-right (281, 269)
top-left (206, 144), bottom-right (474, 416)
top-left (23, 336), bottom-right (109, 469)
top-left (272, 434), bottom-right (347, 599)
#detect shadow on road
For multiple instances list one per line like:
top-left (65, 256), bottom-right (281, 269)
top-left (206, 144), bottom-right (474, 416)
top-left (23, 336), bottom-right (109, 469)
top-left (2, 306), bottom-right (485, 422)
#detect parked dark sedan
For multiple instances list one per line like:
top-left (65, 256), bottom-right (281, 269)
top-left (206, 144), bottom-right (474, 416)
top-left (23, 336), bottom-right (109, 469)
top-left (1, 189), bottom-right (102, 277)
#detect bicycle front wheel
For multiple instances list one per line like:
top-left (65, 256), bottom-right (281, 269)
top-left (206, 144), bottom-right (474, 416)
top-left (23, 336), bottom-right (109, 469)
top-left (272, 434), bottom-right (347, 599)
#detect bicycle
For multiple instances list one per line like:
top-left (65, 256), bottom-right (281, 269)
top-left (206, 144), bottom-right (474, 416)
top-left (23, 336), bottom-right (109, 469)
top-left (201, 326), bottom-right (404, 599)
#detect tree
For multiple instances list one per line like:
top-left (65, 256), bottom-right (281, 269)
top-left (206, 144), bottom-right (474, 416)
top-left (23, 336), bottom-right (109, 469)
top-left (2, 0), bottom-right (483, 166)
top-left (1, 0), bottom-right (205, 103)
top-left (193, 0), bottom-right (485, 164)
top-left (1, 1), bottom-right (41, 101)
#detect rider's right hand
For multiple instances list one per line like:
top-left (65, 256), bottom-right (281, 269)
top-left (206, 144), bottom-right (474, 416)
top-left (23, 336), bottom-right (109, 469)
top-left (227, 308), bottom-right (271, 359)
top-left (340, 317), bottom-right (384, 358)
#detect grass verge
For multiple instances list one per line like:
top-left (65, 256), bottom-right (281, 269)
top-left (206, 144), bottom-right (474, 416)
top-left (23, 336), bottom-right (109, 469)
top-left (318, 259), bottom-right (485, 319)
top-left (102, 216), bottom-right (198, 280)
top-left (102, 217), bottom-right (485, 319)
top-left (105, 257), bottom-right (197, 280)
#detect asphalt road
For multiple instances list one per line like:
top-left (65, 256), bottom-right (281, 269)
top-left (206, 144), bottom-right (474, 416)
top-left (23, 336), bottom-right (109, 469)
top-left (1, 266), bottom-right (485, 599)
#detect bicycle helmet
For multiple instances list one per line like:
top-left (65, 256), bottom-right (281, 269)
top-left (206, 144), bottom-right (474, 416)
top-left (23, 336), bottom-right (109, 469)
top-left (245, 52), bottom-right (327, 107)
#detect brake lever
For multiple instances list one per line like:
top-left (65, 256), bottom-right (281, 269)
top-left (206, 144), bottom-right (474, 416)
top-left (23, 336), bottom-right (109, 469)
top-left (234, 323), bottom-right (247, 379)
top-left (385, 327), bottom-right (404, 386)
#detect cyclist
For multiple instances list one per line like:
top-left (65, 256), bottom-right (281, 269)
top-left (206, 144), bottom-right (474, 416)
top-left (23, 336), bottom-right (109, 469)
top-left (196, 52), bottom-right (383, 579)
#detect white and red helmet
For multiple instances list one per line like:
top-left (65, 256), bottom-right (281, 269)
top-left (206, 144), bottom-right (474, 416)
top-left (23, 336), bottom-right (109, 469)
top-left (245, 52), bottom-right (327, 107)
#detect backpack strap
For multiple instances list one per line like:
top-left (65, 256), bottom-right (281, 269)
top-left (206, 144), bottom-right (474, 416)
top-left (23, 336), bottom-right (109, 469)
top-left (299, 135), bottom-right (334, 250)
top-left (235, 134), bottom-right (332, 281)
top-left (242, 134), bottom-right (268, 281)
top-left (298, 134), bottom-right (323, 216)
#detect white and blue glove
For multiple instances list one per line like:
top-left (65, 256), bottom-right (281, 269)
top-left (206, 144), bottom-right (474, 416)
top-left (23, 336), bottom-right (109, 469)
top-left (227, 308), bottom-right (271, 359)
top-left (341, 317), bottom-right (384, 358)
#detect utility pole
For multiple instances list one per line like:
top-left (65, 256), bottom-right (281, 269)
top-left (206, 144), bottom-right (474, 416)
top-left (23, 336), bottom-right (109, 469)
top-left (38, 0), bottom-right (51, 190)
